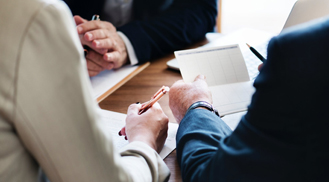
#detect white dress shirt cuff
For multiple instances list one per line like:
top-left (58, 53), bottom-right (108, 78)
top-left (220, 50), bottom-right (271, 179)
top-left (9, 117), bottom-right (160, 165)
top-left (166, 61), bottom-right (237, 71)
top-left (117, 31), bottom-right (139, 65)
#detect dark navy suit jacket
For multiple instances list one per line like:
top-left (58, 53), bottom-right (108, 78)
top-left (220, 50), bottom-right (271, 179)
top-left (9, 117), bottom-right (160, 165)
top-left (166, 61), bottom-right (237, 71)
top-left (63, 0), bottom-right (217, 63)
top-left (176, 18), bottom-right (329, 182)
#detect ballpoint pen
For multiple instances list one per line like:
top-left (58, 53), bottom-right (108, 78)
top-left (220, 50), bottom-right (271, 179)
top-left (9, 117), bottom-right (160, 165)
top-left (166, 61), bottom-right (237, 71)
top-left (246, 43), bottom-right (266, 62)
top-left (84, 15), bottom-right (100, 56)
top-left (139, 86), bottom-right (170, 114)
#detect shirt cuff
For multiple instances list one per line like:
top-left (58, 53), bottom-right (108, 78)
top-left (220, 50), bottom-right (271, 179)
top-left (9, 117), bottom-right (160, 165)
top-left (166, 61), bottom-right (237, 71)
top-left (117, 31), bottom-right (138, 65)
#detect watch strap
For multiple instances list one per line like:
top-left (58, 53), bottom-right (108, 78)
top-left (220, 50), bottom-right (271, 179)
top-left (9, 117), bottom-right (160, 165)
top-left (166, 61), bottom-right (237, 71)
top-left (186, 101), bottom-right (220, 117)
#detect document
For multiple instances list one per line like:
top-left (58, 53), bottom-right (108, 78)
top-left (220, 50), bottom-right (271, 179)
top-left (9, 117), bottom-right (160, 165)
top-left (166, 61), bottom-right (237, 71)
top-left (91, 63), bottom-right (150, 102)
top-left (175, 44), bottom-right (255, 116)
top-left (97, 109), bottom-right (178, 159)
top-left (221, 111), bottom-right (247, 130)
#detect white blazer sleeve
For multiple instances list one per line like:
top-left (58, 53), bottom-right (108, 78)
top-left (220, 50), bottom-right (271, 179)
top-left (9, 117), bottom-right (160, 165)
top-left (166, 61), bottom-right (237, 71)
top-left (13, 1), bottom-right (169, 182)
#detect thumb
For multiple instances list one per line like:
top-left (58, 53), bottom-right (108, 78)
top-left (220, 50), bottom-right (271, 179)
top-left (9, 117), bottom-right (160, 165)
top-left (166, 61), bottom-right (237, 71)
top-left (74, 15), bottom-right (87, 26)
top-left (127, 103), bottom-right (142, 116)
top-left (194, 74), bottom-right (206, 82)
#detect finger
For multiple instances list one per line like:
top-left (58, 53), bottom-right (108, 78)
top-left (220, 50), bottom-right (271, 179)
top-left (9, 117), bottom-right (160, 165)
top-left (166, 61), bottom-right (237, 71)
top-left (84, 29), bottom-right (110, 42)
top-left (193, 74), bottom-right (209, 87)
top-left (258, 63), bottom-right (263, 71)
top-left (88, 70), bottom-right (101, 77)
top-left (148, 102), bottom-right (162, 111)
top-left (194, 74), bottom-right (206, 81)
top-left (92, 38), bottom-right (117, 50)
top-left (103, 51), bottom-right (122, 68)
top-left (127, 103), bottom-right (142, 116)
top-left (74, 15), bottom-right (88, 26)
top-left (86, 50), bottom-right (114, 70)
top-left (80, 34), bottom-right (108, 55)
top-left (77, 21), bottom-right (114, 34)
top-left (119, 127), bottom-right (126, 136)
top-left (86, 58), bottom-right (104, 71)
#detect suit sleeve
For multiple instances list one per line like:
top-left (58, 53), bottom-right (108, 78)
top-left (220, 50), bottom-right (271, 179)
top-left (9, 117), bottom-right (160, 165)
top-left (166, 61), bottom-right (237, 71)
top-left (175, 39), bottom-right (296, 182)
top-left (117, 0), bottom-right (218, 63)
top-left (14, 1), bottom-right (169, 182)
top-left (176, 24), bottom-right (329, 181)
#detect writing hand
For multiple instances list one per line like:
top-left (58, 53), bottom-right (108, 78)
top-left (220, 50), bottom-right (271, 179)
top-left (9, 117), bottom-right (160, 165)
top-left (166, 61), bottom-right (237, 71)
top-left (120, 102), bottom-right (169, 153)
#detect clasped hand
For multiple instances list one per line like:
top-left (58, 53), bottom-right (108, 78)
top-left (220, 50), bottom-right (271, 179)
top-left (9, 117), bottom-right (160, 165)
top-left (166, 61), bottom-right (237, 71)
top-left (74, 16), bottom-right (129, 77)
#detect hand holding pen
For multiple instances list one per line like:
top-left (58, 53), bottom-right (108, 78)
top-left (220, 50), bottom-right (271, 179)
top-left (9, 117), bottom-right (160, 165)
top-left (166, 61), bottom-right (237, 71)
top-left (119, 86), bottom-right (170, 140)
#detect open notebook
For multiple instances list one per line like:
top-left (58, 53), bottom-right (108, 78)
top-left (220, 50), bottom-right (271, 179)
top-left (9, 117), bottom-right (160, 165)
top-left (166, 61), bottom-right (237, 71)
top-left (97, 109), bottom-right (178, 159)
top-left (175, 44), bottom-right (255, 116)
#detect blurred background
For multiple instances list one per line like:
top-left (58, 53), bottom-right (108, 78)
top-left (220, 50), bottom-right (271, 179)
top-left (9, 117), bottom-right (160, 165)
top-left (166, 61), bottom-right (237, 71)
top-left (221, 0), bottom-right (297, 34)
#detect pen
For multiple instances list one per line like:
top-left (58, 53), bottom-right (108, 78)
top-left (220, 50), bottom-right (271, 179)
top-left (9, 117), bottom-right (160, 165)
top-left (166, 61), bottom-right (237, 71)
top-left (84, 15), bottom-right (100, 56)
top-left (246, 43), bottom-right (266, 62)
top-left (139, 86), bottom-right (170, 114)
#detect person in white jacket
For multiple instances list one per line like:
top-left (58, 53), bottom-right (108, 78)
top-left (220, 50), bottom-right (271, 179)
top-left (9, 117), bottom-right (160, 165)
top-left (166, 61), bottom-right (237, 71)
top-left (0, 0), bottom-right (170, 181)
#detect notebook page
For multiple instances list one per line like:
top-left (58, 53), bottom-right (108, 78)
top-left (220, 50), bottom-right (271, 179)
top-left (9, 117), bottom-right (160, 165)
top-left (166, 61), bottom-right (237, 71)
top-left (209, 81), bottom-right (254, 116)
top-left (175, 44), bottom-right (250, 86)
top-left (97, 109), bottom-right (178, 159)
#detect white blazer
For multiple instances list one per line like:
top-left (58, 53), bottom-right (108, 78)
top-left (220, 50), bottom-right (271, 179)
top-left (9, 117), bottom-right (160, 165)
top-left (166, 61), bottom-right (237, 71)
top-left (0, 0), bottom-right (170, 181)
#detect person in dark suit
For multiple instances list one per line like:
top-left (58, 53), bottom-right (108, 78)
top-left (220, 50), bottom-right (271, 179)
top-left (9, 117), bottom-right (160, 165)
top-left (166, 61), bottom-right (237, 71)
top-left (169, 17), bottom-right (329, 182)
top-left (64, 0), bottom-right (217, 76)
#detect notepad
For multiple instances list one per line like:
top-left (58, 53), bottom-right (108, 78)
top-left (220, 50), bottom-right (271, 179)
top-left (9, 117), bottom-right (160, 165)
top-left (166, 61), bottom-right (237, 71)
top-left (90, 62), bottom-right (150, 103)
top-left (97, 109), bottom-right (178, 159)
top-left (174, 44), bottom-right (255, 116)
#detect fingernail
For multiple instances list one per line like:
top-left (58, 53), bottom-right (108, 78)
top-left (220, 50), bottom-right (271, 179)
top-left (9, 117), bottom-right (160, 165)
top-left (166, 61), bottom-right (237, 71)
top-left (118, 131), bottom-right (122, 136)
top-left (94, 40), bottom-right (99, 47)
top-left (136, 102), bottom-right (140, 104)
top-left (107, 54), bottom-right (112, 60)
top-left (77, 27), bottom-right (83, 34)
top-left (86, 33), bottom-right (93, 40)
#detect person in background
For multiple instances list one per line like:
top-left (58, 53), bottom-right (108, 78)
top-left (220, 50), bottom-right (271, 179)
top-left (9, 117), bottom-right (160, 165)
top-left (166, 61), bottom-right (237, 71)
top-left (169, 17), bottom-right (329, 182)
top-left (63, 0), bottom-right (218, 76)
top-left (0, 0), bottom-right (170, 181)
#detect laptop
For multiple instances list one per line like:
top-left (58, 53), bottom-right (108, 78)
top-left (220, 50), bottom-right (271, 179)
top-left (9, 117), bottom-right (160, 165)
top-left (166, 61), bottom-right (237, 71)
top-left (167, 0), bottom-right (329, 70)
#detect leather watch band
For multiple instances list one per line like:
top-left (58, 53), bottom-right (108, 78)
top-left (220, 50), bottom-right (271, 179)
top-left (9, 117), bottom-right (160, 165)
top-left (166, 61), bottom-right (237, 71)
top-left (186, 101), bottom-right (220, 117)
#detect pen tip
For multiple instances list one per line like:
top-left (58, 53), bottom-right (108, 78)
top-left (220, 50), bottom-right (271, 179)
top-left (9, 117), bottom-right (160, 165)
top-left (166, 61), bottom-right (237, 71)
top-left (246, 43), bottom-right (251, 48)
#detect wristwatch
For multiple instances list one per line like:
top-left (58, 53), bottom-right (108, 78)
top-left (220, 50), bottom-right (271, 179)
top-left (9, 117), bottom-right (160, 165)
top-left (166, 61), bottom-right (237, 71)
top-left (186, 101), bottom-right (220, 117)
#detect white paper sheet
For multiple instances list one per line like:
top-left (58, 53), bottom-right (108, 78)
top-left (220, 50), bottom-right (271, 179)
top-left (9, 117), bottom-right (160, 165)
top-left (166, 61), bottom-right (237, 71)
top-left (221, 111), bottom-right (247, 130)
top-left (97, 109), bottom-right (178, 159)
top-left (90, 65), bottom-right (139, 100)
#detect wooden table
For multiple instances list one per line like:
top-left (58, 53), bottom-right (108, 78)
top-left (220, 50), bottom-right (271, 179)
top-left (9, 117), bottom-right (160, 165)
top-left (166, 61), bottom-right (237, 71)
top-left (99, 39), bottom-right (209, 182)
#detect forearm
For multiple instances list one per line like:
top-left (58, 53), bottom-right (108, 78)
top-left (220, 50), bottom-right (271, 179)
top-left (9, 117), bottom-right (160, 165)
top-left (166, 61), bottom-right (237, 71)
top-left (118, 0), bottom-right (217, 63)
top-left (176, 109), bottom-right (231, 181)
